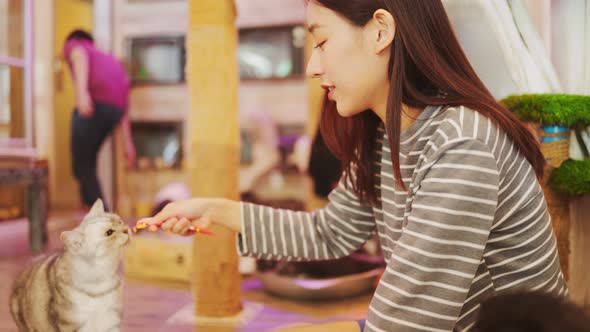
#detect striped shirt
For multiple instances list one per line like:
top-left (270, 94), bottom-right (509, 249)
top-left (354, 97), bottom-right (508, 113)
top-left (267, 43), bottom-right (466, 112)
top-left (237, 105), bottom-right (567, 332)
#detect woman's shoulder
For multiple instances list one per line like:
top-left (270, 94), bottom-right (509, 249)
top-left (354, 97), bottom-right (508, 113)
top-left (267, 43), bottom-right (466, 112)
top-left (429, 105), bottom-right (500, 147)
top-left (416, 105), bottom-right (503, 162)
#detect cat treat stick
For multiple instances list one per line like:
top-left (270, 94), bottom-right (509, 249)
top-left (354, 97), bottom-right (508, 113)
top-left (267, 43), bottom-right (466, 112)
top-left (133, 219), bottom-right (214, 235)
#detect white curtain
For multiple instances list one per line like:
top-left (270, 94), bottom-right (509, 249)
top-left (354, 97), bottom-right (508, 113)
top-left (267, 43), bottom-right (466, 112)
top-left (443, 0), bottom-right (590, 159)
top-left (551, 0), bottom-right (589, 95)
top-left (442, 0), bottom-right (560, 100)
top-left (508, 0), bottom-right (562, 92)
top-left (551, 0), bottom-right (590, 159)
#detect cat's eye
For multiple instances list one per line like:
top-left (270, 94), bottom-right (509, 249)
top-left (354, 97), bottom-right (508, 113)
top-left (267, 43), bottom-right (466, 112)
top-left (105, 229), bottom-right (114, 236)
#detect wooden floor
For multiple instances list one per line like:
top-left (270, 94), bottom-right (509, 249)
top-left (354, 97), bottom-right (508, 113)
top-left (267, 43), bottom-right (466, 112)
top-left (0, 212), bottom-right (370, 332)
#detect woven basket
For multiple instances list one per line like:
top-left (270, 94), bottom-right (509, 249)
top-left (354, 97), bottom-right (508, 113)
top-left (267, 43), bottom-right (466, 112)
top-left (540, 126), bottom-right (570, 168)
top-left (538, 125), bottom-right (570, 280)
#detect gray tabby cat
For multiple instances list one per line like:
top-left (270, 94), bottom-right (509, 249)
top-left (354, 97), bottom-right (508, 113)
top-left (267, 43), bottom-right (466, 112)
top-left (10, 199), bottom-right (130, 332)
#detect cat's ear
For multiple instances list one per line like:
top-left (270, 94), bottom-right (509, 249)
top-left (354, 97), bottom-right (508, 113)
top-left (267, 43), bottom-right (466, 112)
top-left (87, 199), bottom-right (105, 218)
top-left (60, 231), bottom-right (84, 254)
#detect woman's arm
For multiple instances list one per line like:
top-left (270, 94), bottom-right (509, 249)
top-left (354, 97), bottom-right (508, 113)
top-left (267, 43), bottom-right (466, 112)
top-left (151, 175), bottom-right (377, 261)
top-left (237, 175), bottom-right (376, 261)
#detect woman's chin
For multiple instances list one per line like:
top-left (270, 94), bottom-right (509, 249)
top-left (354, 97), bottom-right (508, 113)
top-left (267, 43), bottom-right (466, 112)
top-left (336, 105), bottom-right (362, 118)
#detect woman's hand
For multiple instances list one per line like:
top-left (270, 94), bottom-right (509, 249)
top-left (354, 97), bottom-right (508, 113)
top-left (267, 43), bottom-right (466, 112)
top-left (120, 115), bottom-right (136, 169)
top-left (139, 198), bottom-right (241, 236)
top-left (77, 90), bottom-right (94, 117)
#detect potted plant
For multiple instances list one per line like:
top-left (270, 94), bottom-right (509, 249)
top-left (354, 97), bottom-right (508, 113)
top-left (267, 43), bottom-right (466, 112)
top-left (501, 93), bottom-right (590, 279)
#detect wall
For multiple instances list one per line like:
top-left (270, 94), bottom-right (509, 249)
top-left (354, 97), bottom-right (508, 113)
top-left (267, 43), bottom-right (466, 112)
top-left (112, 0), bottom-right (309, 215)
top-left (235, 0), bottom-right (306, 28)
top-left (52, 0), bottom-right (93, 208)
top-left (34, 0), bottom-right (55, 173)
top-left (239, 80), bottom-right (308, 125)
top-left (15, 0), bottom-right (54, 220)
top-left (114, 0), bottom-right (308, 126)
top-left (94, 0), bottom-right (116, 210)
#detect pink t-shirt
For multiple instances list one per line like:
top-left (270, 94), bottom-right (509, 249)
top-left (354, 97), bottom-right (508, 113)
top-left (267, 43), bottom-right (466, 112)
top-left (63, 39), bottom-right (129, 111)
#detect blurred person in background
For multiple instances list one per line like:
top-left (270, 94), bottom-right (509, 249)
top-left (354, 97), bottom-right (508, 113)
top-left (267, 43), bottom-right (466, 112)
top-left (63, 29), bottom-right (135, 211)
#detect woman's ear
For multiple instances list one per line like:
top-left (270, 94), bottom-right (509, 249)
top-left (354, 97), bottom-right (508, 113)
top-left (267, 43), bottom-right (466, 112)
top-left (372, 9), bottom-right (396, 54)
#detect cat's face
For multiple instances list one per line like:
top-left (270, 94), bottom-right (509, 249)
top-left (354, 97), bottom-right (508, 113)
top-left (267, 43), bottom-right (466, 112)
top-left (61, 199), bottom-right (130, 258)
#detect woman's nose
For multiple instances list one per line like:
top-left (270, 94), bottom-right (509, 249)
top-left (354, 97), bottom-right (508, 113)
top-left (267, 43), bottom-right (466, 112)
top-left (306, 51), bottom-right (323, 78)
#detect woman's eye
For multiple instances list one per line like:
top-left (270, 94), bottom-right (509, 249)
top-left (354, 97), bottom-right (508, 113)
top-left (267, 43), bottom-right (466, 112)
top-left (106, 229), bottom-right (114, 236)
top-left (314, 41), bottom-right (327, 50)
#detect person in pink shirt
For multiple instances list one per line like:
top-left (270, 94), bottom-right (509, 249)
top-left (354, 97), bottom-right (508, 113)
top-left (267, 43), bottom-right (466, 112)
top-left (63, 29), bottom-right (135, 211)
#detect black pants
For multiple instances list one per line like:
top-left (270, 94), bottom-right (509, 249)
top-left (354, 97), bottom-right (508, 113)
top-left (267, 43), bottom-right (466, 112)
top-left (71, 103), bottom-right (123, 209)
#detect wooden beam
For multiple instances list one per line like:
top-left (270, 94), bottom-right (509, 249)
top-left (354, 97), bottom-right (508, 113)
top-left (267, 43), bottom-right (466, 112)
top-left (9, 0), bottom-right (24, 139)
top-left (186, 0), bottom-right (242, 317)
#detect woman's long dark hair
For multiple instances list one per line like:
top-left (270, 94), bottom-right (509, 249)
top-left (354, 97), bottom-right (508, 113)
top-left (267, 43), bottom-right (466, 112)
top-left (315, 0), bottom-right (545, 205)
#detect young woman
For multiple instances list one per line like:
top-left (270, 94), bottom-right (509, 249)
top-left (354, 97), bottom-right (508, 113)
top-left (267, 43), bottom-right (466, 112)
top-left (142, 1), bottom-right (566, 331)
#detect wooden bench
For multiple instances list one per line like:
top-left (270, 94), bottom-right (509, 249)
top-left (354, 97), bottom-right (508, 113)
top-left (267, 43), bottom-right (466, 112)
top-left (0, 156), bottom-right (49, 253)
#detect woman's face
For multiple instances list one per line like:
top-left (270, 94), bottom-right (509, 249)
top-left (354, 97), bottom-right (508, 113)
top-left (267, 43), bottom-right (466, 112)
top-left (306, 1), bottom-right (392, 117)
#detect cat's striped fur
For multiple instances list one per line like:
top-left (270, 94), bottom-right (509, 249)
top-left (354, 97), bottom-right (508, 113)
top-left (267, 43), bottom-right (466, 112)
top-left (10, 200), bottom-right (130, 332)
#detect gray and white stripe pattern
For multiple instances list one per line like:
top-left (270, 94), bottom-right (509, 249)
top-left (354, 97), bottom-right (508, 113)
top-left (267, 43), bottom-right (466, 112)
top-left (237, 105), bottom-right (566, 331)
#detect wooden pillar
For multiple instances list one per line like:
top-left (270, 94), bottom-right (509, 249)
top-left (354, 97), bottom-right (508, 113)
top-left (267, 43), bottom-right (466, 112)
top-left (569, 196), bottom-right (590, 307)
top-left (539, 166), bottom-right (570, 280)
top-left (9, 0), bottom-right (24, 139)
top-left (9, 67), bottom-right (24, 139)
top-left (186, 0), bottom-right (242, 317)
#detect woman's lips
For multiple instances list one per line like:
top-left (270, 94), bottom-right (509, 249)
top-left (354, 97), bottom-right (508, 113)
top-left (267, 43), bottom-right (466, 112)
top-left (321, 84), bottom-right (335, 101)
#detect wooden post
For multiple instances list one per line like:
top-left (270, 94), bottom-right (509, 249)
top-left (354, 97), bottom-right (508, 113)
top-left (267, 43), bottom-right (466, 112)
top-left (569, 196), bottom-right (590, 306)
top-left (9, 0), bottom-right (24, 139)
top-left (186, 0), bottom-right (242, 317)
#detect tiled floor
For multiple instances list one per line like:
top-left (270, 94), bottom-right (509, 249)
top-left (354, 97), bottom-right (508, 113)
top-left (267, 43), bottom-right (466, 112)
top-left (0, 212), bottom-right (371, 332)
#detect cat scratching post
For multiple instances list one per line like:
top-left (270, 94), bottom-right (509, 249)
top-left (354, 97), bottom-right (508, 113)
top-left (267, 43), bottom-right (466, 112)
top-left (186, 0), bottom-right (242, 317)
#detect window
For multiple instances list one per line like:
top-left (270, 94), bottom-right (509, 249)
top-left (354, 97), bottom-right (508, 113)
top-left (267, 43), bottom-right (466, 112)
top-left (238, 25), bottom-right (306, 80)
top-left (0, 0), bottom-right (34, 149)
top-left (128, 36), bottom-right (186, 85)
top-left (130, 121), bottom-right (183, 170)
